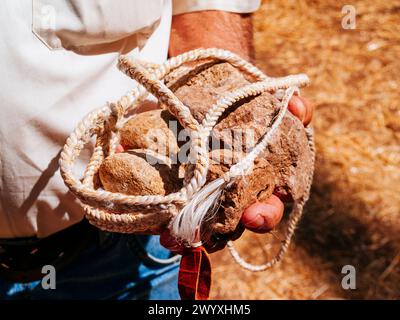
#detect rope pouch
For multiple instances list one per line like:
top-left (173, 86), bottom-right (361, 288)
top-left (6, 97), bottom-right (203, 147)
top-left (59, 48), bottom-right (315, 281)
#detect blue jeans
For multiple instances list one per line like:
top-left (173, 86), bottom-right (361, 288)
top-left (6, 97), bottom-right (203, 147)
top-left (0, 233), bottom-right (181, 300)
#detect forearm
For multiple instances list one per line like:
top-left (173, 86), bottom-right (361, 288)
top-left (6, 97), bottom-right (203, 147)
top-left (169, 11), bottom-right (254, 61)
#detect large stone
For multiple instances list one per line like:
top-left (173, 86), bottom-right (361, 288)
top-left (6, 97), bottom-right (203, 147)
top-left (167, 61), bottom-right (314, 237)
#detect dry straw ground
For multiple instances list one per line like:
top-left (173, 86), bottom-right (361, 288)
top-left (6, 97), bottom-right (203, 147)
top-left (210, 0), bottom-right (400, 299)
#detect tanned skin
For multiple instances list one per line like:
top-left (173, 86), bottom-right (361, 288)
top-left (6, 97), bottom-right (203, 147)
top-left (169, 11), bottom-right (254, 61)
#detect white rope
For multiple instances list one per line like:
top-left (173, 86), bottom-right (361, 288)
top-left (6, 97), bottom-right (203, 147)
top-left (170, 176), bottom-right (226, 245)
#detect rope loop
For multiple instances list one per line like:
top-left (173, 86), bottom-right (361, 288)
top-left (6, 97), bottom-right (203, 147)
top-left (59, 48), bottom-right (314, 271)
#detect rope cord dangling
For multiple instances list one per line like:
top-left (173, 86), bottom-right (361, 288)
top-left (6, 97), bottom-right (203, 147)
top-left (226, 125), bottom-right (315, 272)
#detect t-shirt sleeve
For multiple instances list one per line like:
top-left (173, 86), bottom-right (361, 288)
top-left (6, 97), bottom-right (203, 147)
top-left (172, 0), bottom-right (261, 15)
top-left (33, 0), bottom-right (164, 50)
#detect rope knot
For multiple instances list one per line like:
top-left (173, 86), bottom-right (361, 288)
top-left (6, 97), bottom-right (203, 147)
top-left (108, 102), bottom-right (124, 132)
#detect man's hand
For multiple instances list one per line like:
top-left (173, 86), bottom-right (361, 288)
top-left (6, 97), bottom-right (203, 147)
top-left (160, 10), bottom-right (313, 251)
top-left (240, 95), bottom-right (312, 234)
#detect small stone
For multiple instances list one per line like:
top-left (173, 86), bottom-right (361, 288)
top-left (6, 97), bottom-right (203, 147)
top-left (99, 151), bottom-right (181, 196)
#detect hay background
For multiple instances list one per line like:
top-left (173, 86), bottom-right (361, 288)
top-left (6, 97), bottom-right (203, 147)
top-left (210, 0), bottom-right (400, 299)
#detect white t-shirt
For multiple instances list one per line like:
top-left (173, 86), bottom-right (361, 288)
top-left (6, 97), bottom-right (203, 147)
top-left (0, 0), bottom-right (260, 238)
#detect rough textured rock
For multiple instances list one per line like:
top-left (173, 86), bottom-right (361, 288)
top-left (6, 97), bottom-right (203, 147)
top-left (99, 150), bottom-right (181, 196)
top-left (207, 149), bottom-right (275, 235)
top-left (166, 62), bottom-right (253, 121)
top-left (119, 109), bottom-right (179, 157)
top-left (212, 94), bottom-right (278, 150)
top-left (167, 60), bottom-right (314, 237)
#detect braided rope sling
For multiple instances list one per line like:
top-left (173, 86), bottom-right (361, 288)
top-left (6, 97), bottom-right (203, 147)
top-left (59, 48), bottom-right (315, 273)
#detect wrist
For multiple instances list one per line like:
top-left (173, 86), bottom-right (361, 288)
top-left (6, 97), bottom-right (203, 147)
top-left (169, 11), bottom-right (254, 61)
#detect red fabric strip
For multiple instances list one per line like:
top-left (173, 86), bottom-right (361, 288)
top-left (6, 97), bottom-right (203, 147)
top-left (178, 246), bottom-right (212, 300)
